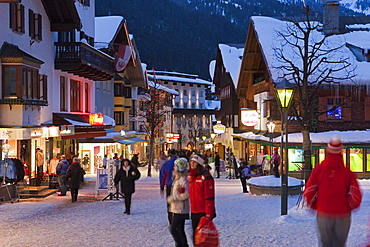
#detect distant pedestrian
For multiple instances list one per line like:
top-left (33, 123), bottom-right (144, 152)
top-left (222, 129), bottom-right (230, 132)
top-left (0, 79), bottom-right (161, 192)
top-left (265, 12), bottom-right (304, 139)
top-left (155, 152), bottom-right (168, 172)
top-left (237, 161), bottom-right (251, 193)
top-left (114, 159), bottom-right (141, 215)
top-left (270, 147), bottom-right (281, 178)
top-left (304, 135), bottom-right (362, 247)
top-left (188, 154), bottom-right (216, 243)
top-left (102, 154), bottom-right (108, 169)
top-left (56, 155), bottom-right (69, 196)
top-left (214, 152), bottom-right (220, 178)
top-left (167, 158), bottom-right (190, 247)
top-left (35, 148), bottom-right (44, 186)
top-left (160, 149), bottom-right (178, 224)
top-left (131, 154), bottom-right (139, 168)
top-left (66, 157), bottom-right (85, 203)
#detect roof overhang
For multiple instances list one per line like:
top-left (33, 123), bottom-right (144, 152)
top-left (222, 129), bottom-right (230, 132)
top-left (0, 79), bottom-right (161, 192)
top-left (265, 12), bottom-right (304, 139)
top-left (41, 0), bottom-right (82, 31)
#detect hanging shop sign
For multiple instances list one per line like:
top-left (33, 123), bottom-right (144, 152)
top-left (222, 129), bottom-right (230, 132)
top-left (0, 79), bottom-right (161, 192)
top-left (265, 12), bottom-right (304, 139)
top-left (89, 113), bottom-right (104, 125)
top-left (213, 121), bottom-right (226, 134)
top-left (241, 108), bottom-right (259, 127)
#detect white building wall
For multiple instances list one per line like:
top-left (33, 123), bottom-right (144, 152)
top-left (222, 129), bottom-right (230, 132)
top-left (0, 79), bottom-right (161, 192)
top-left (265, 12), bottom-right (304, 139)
top-left (0, 1), bottom-right (54, 126)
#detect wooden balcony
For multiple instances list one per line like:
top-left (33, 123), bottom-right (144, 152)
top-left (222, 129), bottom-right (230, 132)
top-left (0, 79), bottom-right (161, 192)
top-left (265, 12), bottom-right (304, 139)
top-left (0, 98), bottom-right (48, 106)
top-left (55, 42), bottom-right (114, 81)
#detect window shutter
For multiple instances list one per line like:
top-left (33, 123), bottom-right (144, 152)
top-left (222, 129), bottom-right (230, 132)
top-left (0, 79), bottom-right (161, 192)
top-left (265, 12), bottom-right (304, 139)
top-left (20, 4), bottom-right (25, 33)
top-left (29, 9), bottom-right (34, 37)
top-left (9, 3), bottom-right (15, 30)
top-left (37, 14), bottom-right (42, 40)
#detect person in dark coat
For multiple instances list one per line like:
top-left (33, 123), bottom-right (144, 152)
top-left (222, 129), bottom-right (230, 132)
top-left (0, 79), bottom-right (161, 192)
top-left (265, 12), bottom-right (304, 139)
top-left (56, 155), bottom-right (69, 196)
top-left (114, 159), bottom-right (141, 215)
top-left (214, 152), bottom-right (220, 178)
top-left (66, 157), bottom-right (85, 203)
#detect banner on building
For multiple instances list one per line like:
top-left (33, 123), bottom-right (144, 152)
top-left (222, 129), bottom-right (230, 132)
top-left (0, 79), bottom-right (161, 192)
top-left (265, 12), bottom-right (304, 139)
top-left (114, 45), bottom-right (132, 71)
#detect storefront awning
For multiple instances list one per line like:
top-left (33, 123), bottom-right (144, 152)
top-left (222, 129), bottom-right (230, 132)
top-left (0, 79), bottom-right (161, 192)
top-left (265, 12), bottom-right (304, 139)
top-left (115, 137), bottom-right (145, 145)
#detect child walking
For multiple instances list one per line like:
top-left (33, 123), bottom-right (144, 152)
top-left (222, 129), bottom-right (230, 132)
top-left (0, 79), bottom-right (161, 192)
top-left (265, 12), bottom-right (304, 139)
top-left (167, 157), bottom-right (190, 247)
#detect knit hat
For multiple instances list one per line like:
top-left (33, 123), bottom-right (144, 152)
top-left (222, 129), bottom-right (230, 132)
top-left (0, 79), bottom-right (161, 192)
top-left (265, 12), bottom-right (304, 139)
top-left (326, 135), bottom-right (343, 154)
top-left (174, 158), bottom-right (189, 172)
top-left (191, 155), bottom-right (205, 166)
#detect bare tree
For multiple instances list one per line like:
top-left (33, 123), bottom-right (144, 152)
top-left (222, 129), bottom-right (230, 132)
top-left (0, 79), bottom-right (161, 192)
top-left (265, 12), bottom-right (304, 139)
top-left (273, 5), bottom-right (356, 180)
top-left (187, 115), bottom-right (205, 151)
top-left (136, 77), bottom-right (172, 177)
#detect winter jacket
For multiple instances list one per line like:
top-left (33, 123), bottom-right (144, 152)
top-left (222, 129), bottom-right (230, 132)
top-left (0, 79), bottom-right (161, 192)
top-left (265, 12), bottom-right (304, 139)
top-left (304, 153), bottom-right (362, 217)
top-left (35, 151), bottom-right (44, 167)
top-left (56, 159), bottom-right (69, 176)
top-left (159, 156), bottom-right (177, 190)
top-left (188, 168), bottom-right (215, 218)
top-left (114, 165), bottom-right (141, 194)
top-left (66, 162), bottom-right (85, 190)
top-left (167, 173), bottom-right (190, 215)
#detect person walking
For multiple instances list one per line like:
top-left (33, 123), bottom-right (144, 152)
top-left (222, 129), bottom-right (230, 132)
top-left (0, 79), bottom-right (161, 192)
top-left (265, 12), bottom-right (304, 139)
top-left (160, 149), bottom-right (178, 224)
top-left (56, 155), bottom-right (69, 196)
top-left (214, 152), bottom-right (220, 178)
top-left (167, 158), bottom-right (190, 247)
top-left (114, 159), bottom-right (141, 215)
top-left (270, 147), bottom-right (281, 178)
top-left (237, 161), bottom-right (252, 193)
top-left (188, 154), bottom-right (216, 243)
top-left (304, 135), bottom-right (362, 247)
top-left (102, 154), bottom-right (108, 169)
top-left (66, 157), bottom-right (85, 203)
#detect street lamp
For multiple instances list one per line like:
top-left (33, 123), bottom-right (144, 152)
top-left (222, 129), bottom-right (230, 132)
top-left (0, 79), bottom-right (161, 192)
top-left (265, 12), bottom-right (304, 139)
top-left (274, 78), bottom-right (295, 216)
top-left (266, 120), bottom-right (276, 174)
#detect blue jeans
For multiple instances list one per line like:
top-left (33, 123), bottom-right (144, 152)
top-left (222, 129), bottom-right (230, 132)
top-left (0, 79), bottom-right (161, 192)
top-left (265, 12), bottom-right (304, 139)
top-left (58, 175), bottom-right (67, 195)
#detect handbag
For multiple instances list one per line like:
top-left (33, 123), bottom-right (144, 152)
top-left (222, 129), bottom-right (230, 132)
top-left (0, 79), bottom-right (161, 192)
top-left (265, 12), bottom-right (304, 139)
top-left (194, 217), bottom-right (219, 247)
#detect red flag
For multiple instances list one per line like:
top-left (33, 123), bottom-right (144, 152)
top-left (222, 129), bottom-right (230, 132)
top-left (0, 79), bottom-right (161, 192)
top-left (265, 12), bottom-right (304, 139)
top-left (114, 45), bottom-right (132, 71)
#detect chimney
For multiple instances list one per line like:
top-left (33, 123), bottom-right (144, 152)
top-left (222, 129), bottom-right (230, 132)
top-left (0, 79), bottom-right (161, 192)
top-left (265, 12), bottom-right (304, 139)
top-left (322, 0), bottom-right (340, 35)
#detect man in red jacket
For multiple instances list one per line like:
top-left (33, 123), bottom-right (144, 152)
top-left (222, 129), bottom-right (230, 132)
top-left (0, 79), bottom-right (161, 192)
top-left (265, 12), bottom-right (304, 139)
top-left (304, 135), bottom-right (362, 247)
top-left (188, 154), bottom-right (216, 242)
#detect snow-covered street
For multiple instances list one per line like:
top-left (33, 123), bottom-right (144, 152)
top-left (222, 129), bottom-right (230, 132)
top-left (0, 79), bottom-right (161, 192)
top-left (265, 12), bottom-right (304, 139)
top-left (1, 168), bottom-right (369, 247)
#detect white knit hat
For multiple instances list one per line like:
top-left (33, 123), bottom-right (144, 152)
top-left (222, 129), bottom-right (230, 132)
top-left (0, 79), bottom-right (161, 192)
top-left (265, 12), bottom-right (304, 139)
top-left (326, 135), bottom-right (343, 154)
top-left (191, 155), bottom-right (204, 166)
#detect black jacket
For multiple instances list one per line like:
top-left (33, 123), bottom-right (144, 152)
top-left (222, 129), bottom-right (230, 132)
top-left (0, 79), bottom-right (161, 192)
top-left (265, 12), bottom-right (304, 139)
top-left (114, 165), bottom-right (141, 194)
top-left (66, 163), bottom-right (85, 190)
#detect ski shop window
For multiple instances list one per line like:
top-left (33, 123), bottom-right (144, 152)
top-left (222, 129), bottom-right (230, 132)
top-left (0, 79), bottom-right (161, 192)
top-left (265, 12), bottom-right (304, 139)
top-left (10, 3), bottom-right (25, 34)
top-left (327, 97), bottom-right (342, 120)
top-left (70, 79), bottom-right (81, 112)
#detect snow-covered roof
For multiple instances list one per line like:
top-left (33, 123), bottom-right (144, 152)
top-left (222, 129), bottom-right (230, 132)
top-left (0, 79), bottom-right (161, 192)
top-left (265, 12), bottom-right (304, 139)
top-left (218, 44), bottom-right (244, 88)
top-left (251, 16), bottom-right (370, 85)
top-left (234, 129), bottom-right (370, 145)
top-left (147, 71), bottom-right (212, 86)
top-left (148, 80), bottom-right (179, 95)
top-left (95, 16), bottom-right (124, 49)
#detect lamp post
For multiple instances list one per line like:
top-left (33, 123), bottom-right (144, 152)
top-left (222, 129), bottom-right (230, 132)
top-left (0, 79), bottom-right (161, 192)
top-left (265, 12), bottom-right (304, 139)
top-left (266, 120), bottom-right (276, 174)
top-left (274, 78), bottom-right (295, 216)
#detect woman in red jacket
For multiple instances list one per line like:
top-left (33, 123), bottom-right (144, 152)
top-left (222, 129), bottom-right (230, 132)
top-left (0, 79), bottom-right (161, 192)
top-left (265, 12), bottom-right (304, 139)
top-left (188, 154), bottom-right (216, 242)
top-left (304, 135), bottom-right (362, 247)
